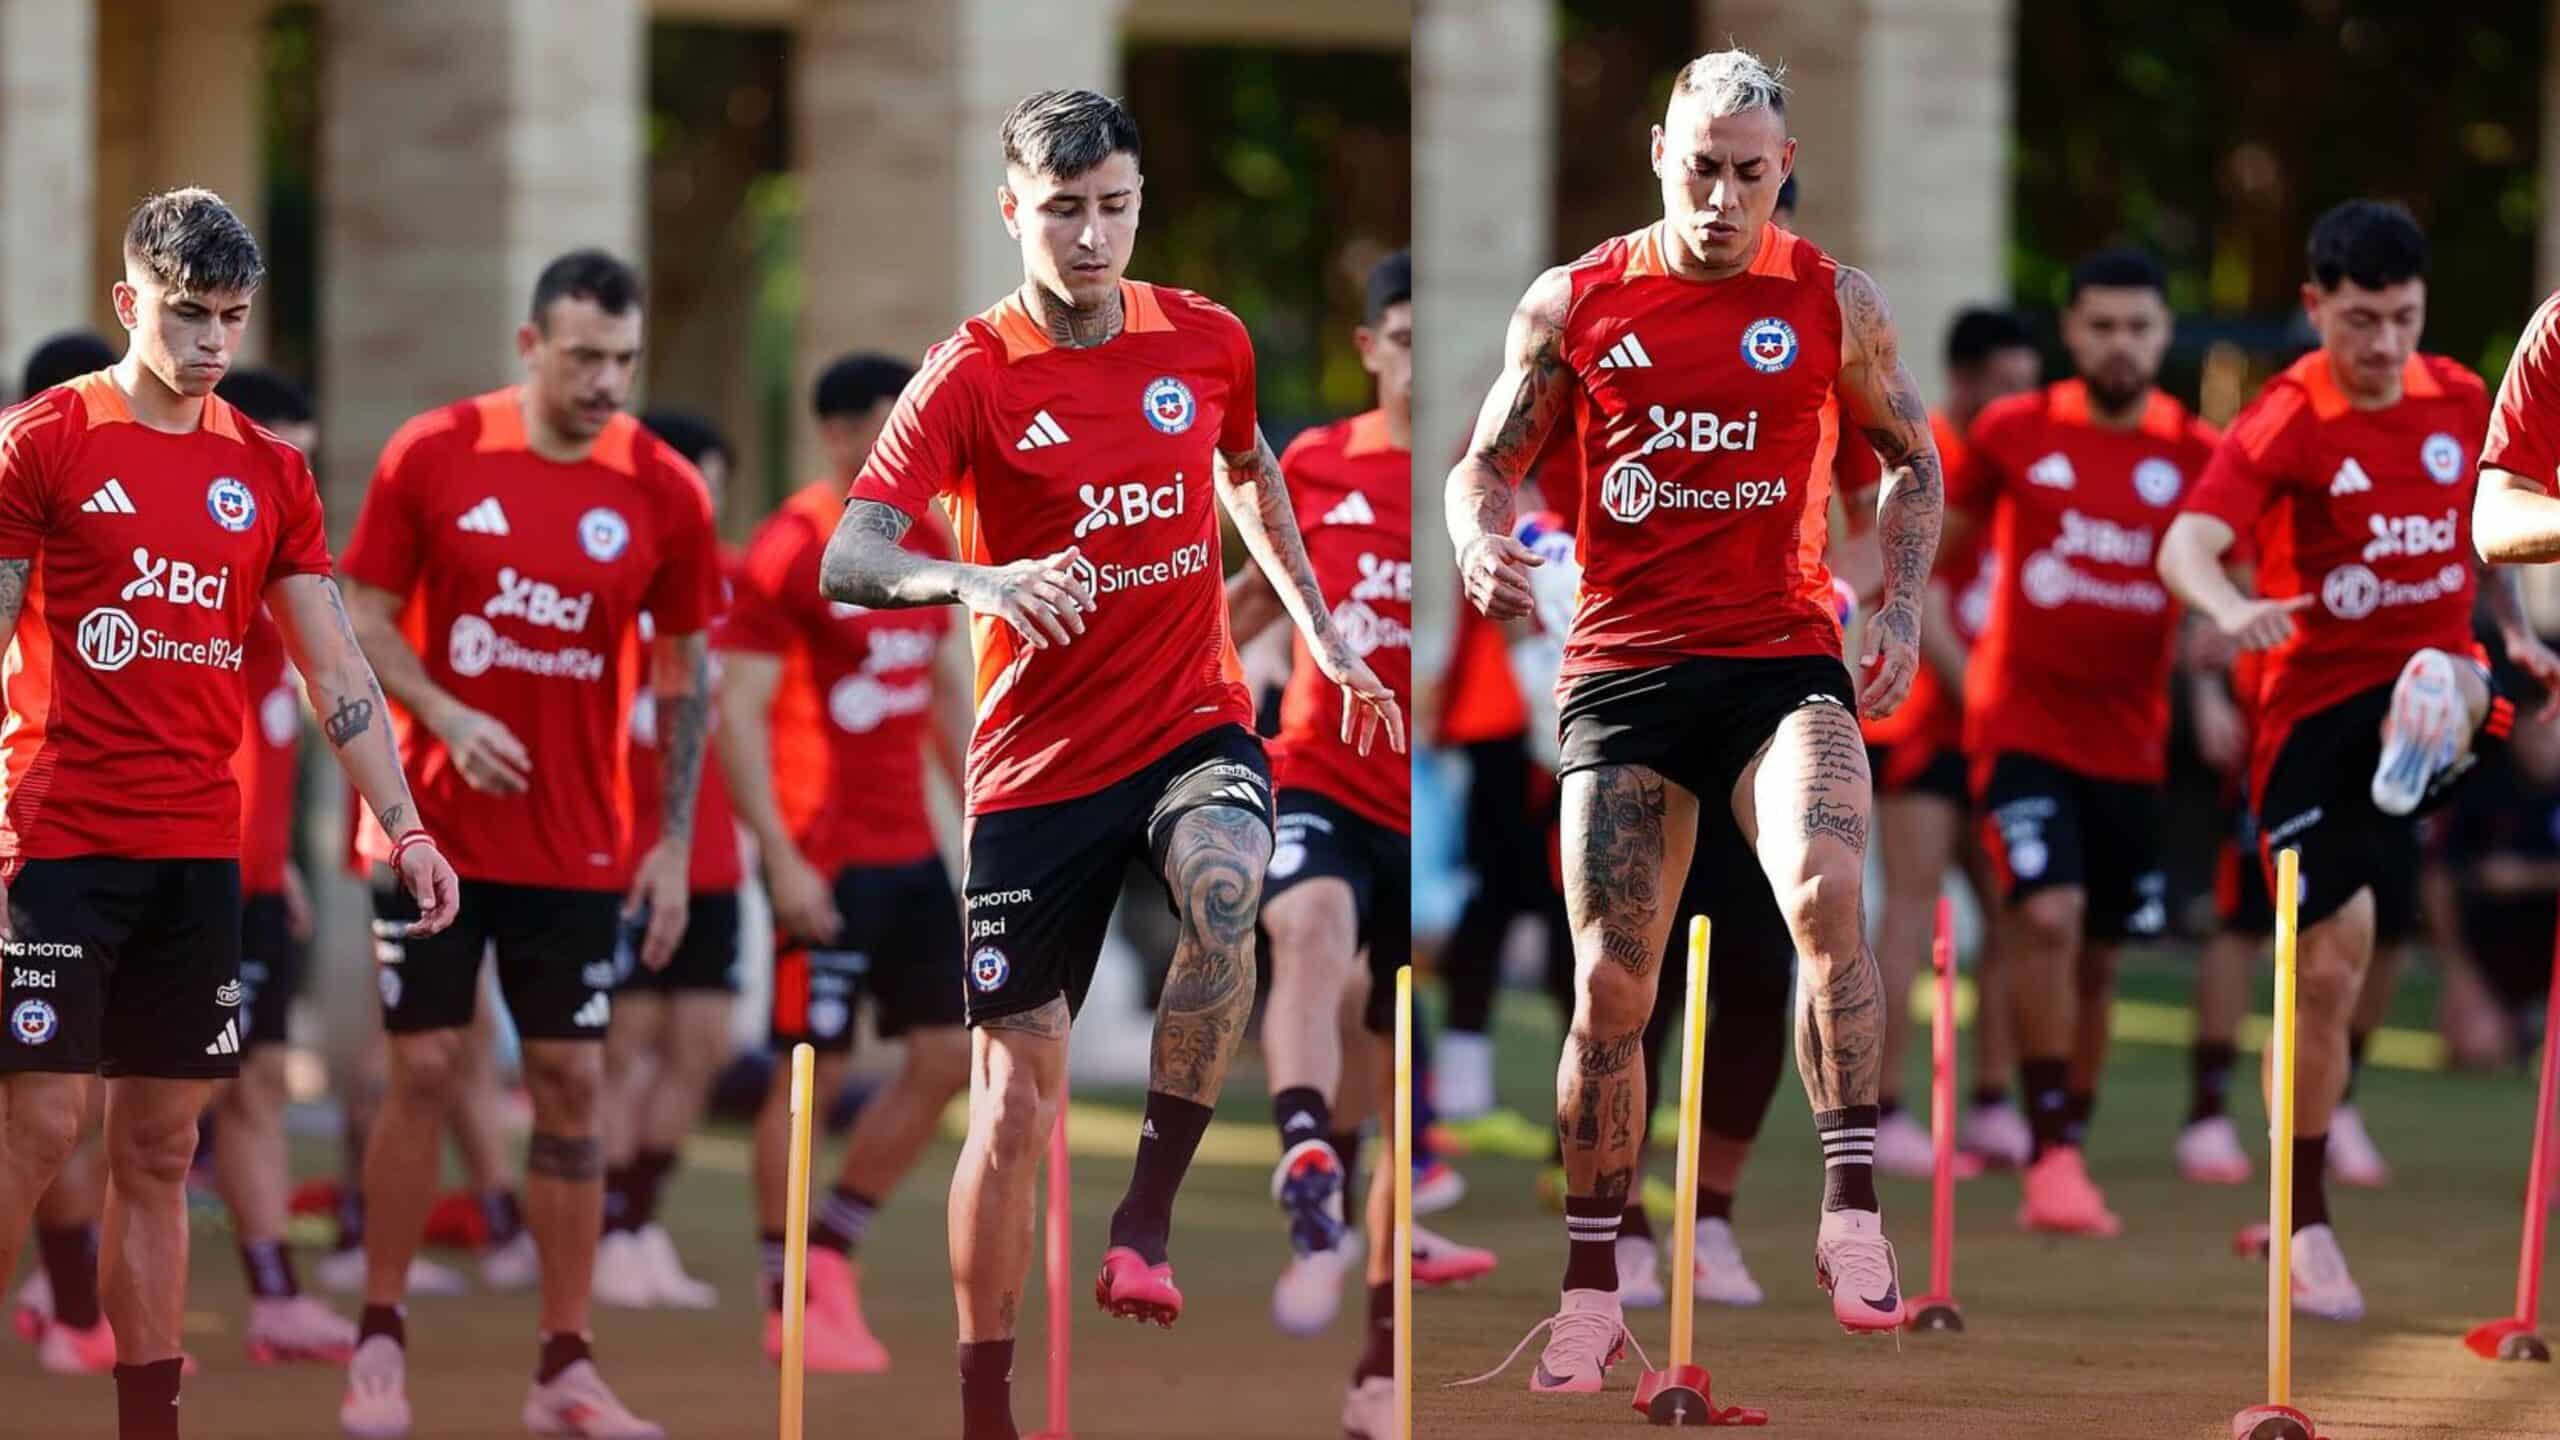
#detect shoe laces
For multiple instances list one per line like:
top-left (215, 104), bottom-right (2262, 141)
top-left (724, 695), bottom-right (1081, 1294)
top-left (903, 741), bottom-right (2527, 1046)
top-left (1446, 1305), bottom-right (1650, 1389)
top-left (1822, 1229), bottom-right (1901, 1303)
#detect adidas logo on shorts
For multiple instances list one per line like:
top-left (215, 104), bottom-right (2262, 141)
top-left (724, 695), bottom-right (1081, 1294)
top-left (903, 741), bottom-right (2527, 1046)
top-left (571, 992), bottom-right (611, 1029)
top-left (204, 1019), bottom-right (241, 1057)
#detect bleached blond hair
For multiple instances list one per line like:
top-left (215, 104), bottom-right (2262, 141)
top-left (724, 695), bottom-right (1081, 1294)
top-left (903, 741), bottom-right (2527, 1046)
top-left (1670, 48), bottom-right (1788, 119)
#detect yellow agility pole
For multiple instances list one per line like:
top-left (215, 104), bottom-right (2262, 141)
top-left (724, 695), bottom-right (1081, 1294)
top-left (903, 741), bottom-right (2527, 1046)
top-left (1634, 918), bottom-right (1765, 1425)
top-left (2232, 849), bottom-right (2318, 1440)
top-left (1394, 963), bottom-right (1414, 1440)
top-left (780, 1042), bottom-right (816, 1440)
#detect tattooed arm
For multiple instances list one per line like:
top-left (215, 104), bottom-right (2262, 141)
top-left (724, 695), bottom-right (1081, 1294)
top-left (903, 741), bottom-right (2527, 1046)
top-left (625, 628), bottom-right (711, 969)
top-left (2482, 561), bottom-right (2560, 709)
top-left (1216, 428), bottom-right (1404, 756)
top-left (820, 499), bottom-right (1091, 651)
top-left (341, 577), bottom-right (531, 795)
top-left (1447, 265), bottom-right (1576, 620)
top-left (268, 573), bottom-right (460, 935)
top-left (1833, 264), bottom-right (1942, 720)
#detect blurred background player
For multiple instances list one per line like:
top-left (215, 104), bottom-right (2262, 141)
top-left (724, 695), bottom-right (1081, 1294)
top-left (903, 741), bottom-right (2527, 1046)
top-left (336, 249), bottom-right (720, 1438)
top-left (2161, 199), bottom-right (2560, 1320)
top-left (593, 409), bottom-right (746, 1312)
top-left (1446, 50), bottom-right (1944, 1392)
top-left (718, 350), bottom-right (971, 1372)
top-left (0, 187), bottom-right (459, 1440)
top-left (822, 89), bottom-right (1401, 1440)
top-left (5, 327), bottom-right (121, 1374)
top-left (205, 366), bottom-right (362, 1365)
top-left (1951, 248), bottom-right (2219, 1237)
top-left (1865, 306), bottom-right (2041, 1174)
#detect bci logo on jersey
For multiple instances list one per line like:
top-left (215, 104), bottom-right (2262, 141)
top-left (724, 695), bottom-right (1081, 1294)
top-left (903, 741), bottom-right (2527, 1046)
top-left (1740, 317), bottom-right (1799, 374)
top-left (1075, 478), bottom-right (1185, 539)
top-left (1142, 376), bottom-right (1197, 435)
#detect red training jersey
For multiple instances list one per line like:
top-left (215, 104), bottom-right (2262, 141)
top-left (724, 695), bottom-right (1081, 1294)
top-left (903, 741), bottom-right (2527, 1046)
top-left (852, 281), bottom-right (1257, 814)
top-left (0, 372), bottom-right (332, 868)
top-left (626, 548), bottom-right (744, 893)
top-left (1555, 222), bottom-right (1849, 675)
top-left (340, 390), bottom-right (721, 890)
top-left (2484, 288), bottom-right (2560, 491)
top-left (1863, 409), bottom-right (1982, 757)
top-left (233, 610), bottom-right (302, 896)
top-left (1271, 411), bottom-right (1411, 834)
top-left (2183, 351), bottom-right (2490, 791)
top-left (1956, 381), bottom-right (2219, 784)
top-left (722, 482), bottom-right (956, 870)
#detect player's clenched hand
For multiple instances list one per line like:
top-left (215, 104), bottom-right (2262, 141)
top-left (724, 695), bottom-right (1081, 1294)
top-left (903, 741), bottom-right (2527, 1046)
top-left (2214, 594), bottom-right (2315, 653)
top-left (766, 845), bottom-right (842, 946)
top-left (623, 839), bottom-right (692, 970)
top-left (434, 703), bottom-right (533, 794)
top-left (396, 838), bottom-right (460, 937)
top-left (2506, 628), bottom-right (2560, 718)
top-left (1314, 645), bottom-right (1407, 758)
top-left (961, 548), bottom-right (1091, 650)
top-left (1858, 599), bottom-right (1921, 718)
top-left (1458, 533), bottom-right (1542, 621)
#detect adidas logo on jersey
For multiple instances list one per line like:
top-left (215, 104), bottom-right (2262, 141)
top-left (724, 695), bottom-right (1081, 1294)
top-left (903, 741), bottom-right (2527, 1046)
top-left (80, 479), bottom-right (137, 515)
top-left (2330, 458), bottom-right (2374, 496)
top-left (1322, 491), bottom-right (1376, 527)
top-left (457, 497), bottom-right (511, 535)
top-left (571, 992), bottom-right (611, 1029)
top-left (1597, 333), bottom-right (1654, 370)
top-left (2028, 452), bottom-right (2077, 490)
top-left (1015, 410), bottom-right (1071, 451)
top-left (204, 1019), bottom-right (240, 1056)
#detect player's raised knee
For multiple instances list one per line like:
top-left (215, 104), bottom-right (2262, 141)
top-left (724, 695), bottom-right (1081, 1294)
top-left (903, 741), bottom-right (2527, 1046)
top-left (1779, 859), bottom-right (1866, 958)
top-left (5, 1081), bottom-right (85, 1175)
top-left (977, 1060), bottom-right (1051, 1164)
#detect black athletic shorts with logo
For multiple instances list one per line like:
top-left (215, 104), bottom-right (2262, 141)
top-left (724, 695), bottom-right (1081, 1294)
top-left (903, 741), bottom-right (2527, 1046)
top-left (962, 724), bottom-right (1272, 1027)
top-left (2256, 676), bottom-right (2505, 933)
top-left (1976, 752), bottom-right (2167, 943)
top-left (1868, 739), bottom-right (1969, 808)
top-left (372, 879), bottom-right (624, 1041)
top-left (773, 859), bottom-right (964, 1051)
top-left (619, 890), bottom-right (742, 995)
top-left (0, 858), bottom-right (244, 1079)
top-left (239, 891), bottom-right (306, 1053)
top-left (1264, 789), bottom-right (1411, 1036)
top-left (1558, 653), bottom-right (1861, 806)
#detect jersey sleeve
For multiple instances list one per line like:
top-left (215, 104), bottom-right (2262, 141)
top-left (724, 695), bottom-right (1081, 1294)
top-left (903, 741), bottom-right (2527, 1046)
top-left (2485, 292), bottom-right (2560, 490)
top-left (265, 447), bottom-right (334, 584)
top-left (1835, 424), bottom-right (1883, 497)
top-left (1220, 314), bottom-right (1261, 455)
top-left (719, 517), bottom-right (813, 657)
top-left (0, 397), bottom-right (64, 560)
top-left (2187, 386), bottom-right (2304, 535)
top-left (1947, 406), bottom-right (2012, 514)
top-left (642, 457), bottom-right (722, 637)
top-left (339, 414), bottom-right (441, 595)
top-left (850, 337), bottom-right (985, 518)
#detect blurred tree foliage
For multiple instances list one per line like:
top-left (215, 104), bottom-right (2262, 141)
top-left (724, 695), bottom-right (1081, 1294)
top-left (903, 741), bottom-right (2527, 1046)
top-left (2011, 0), bottom-right (2545, 386)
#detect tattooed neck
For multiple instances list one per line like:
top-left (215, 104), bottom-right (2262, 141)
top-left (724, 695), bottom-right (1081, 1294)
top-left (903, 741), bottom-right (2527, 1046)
top-left (1028, 282), bottom-right (1124, 349)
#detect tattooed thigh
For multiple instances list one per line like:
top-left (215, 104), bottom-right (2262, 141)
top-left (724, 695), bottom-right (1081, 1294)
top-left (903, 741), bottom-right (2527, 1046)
top-left (1561, 764), bottom-right (1696, 987)
top-left (1737, 696), bottom-right (1874, 866)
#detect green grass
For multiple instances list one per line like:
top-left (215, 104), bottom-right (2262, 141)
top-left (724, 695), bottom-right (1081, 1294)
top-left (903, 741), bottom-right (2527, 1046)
top-left (3, 1076), bottom-right (1362, 1439)
top-left (1416, 957), bottom-right (2560, 1439)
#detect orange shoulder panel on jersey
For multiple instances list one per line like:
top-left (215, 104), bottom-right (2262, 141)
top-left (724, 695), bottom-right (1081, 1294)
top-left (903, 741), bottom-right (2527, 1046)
top-left (2228, 382), bottom-right (2309, 463)
top-left (374, 401), bottom-right (467, 478)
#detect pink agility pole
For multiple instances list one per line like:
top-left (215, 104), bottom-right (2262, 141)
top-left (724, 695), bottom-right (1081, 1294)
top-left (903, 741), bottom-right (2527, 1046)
top-left (2465, 925), bottom-right (2560, 1364)
top-left (1030, 1083), bottom-right (1076, 1437)
top-left (1907, 895), bottom-right (1963, 1332)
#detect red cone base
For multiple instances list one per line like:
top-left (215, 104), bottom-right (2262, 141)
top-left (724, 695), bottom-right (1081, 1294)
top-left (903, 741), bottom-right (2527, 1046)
top-left (2464, 1317), bottom-right (2552, 1362)
top-left (1632, 1365), bottom-right (1768, 1426)
top-left (2229, 1404), bottom-right (2321, 1440)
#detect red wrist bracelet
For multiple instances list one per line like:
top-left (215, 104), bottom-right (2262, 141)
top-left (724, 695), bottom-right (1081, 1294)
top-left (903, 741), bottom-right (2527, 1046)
top-left (390, 830), bottom-right (438, 868)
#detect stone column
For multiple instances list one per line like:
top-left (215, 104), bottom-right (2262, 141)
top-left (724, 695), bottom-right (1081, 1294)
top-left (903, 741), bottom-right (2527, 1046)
top-left (0, 0), bottom-right (97, 395)
top-left (1413, 0), bottom-right (1553, 679)
top-left (1706, 0), bottom-right (2016, 405)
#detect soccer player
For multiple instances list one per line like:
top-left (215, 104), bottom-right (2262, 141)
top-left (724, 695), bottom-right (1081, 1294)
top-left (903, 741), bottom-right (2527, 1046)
top-left (2478, 283), bottom-right (2560, 563)
top-left (593, 409), bottom-right (745, 1312)
top-left (1446, 50), bottom-right (1942, 1391)
top-left (820, 90), bottom-right (1402, 1440)
top-left (5, 327), bottom-right (120, 1374)
top-left (1952, 249), bottom-right (2218, 1236)
top-left (199, 367), bottom-right (363, 1363)
top-left (0, 189), bottom-right (459, 1440)
top-left (718, 351), bottom-right (972, 1370)
top-left (2160, 199), bottom-right (2560, 1319)
top-left (1868, 308), bottom-right (2039, 1172)
top-left (337, 250), bottom-right (719, 1437)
